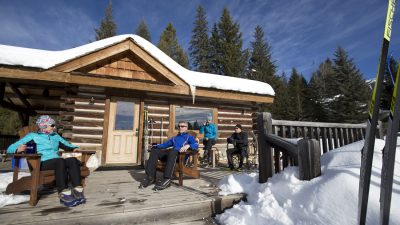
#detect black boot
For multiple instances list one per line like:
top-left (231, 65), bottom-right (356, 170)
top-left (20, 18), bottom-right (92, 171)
top-left (139, 176), bottom-right (155, 189)
top-left (153, 178), bottom-right (171, 190)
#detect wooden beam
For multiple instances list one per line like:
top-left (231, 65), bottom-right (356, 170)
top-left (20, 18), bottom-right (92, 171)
top-left (137, 99), bottom-right (145, 166)
top-left (196, 88), bottom-right (274, 104)
top-left (0, 67), bottom-right (274, 104)
top-left (101, 98), bottom-right (111, 166)
top-left (0, 100), bottom-right (36, 115)
top-left (128, 41), bottom-right (187, 86)
top-left (51, 41), bottom-right (131, 72)
top-left (7, 82), bottom-right (34, 109)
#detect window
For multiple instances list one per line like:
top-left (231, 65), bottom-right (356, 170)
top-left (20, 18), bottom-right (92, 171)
top-left (175, 107), bottom-right (213, 130)
top-left (114, 101), bottom-right (134, 130)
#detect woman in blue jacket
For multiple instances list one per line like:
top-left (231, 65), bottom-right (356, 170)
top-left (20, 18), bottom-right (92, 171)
top-left (199, 115), bottom-right (217, 165)
top-left (7, 115), bottom-right (84, 207)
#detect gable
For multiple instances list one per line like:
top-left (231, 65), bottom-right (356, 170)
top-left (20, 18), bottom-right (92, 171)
top-left (51, 39), bottom-right (187, 86)
top-left (75, 51), bottom-right (172, 83)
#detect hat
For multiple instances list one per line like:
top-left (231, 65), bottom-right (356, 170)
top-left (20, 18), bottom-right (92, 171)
top-left (36, 115), bottom-right (55, 129)
top-left (235, 124), bottom-right (242, 129)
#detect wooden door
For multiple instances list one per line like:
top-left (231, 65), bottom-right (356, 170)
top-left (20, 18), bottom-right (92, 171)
top-left (106, 99), bottom-right (140, 164)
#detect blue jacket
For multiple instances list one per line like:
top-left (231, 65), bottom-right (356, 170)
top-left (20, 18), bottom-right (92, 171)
top-left (7, 132), bottom-right (79, 162)
top-left (199, 123), bottom-right (217, 140)
top-left (156, 132), bottom-right (198, 151)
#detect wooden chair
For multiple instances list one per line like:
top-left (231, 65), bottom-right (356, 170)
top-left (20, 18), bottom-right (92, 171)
top-left (155, 130), bottom-right (200, 186)
top-left (5, 125), bottom-right (95, 206)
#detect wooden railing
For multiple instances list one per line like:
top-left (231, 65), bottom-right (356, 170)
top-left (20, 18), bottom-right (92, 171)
top-left (270, 119), bottom-right (383, 153)
top-left (256, 112), bottom-right (383, 183)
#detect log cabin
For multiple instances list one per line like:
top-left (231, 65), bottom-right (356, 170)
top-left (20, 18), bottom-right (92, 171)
top-left (0, 35), bottom-right (274, 166)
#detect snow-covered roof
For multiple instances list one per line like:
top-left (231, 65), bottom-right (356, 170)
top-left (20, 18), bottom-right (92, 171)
top-left (0, 34), bottom-right (274, 96)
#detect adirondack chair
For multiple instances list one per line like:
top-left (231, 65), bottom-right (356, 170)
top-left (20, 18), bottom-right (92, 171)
top-left (155, 130), bottom-right (200, 186)
top-left (5, 125), bottom-right (95, 206)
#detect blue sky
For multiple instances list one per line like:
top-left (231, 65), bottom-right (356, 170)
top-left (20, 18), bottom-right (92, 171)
top-left (1, 0), bottom-right (399, 80)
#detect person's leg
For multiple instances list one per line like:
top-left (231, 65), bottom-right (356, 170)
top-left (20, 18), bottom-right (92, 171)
top-left (41, 158), bottom-right (68, 193)
top-left (204, 139), bottom-right (213, 163)
top-left (41, 158), bottom-right (78, 207)
top-left (145, 148), bottom-right (163, 178)
top-left (163, 150), bottom-right (179, 179)
top-left (202, 139), bottom-right (209, 163)
top-left (65, 157), bottom-right (81, 187)
top-left (226, 148), bottom-right (236, 170)
top-left (65, 157), bottom-right (86, 203)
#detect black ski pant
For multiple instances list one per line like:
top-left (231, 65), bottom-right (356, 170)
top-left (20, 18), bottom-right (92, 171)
top-left (40, 157), bottom-right (81, 193)
top-left (203, 139), bottom-right (216, 163)
top-left (146, 148), bottom-right (179, 179)
top-left (227, 147), bottom-right (247, 169)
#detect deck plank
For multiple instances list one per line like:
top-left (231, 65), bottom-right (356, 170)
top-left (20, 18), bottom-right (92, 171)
top-left (1, 167), bottom-right (247, 224)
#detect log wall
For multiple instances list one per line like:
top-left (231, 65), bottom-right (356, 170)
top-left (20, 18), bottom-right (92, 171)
top-left (59, 86), bottom-right (106, 154)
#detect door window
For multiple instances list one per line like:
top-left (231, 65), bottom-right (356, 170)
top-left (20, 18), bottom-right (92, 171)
top-left (114, 101), bottom-right (134, 130)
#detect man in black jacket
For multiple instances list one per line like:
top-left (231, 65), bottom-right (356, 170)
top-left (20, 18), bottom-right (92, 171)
top-left (226, 124), bottom-right (248, 170)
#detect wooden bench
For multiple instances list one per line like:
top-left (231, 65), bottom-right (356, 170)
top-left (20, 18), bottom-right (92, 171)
top-left (5, 126), bottom-right (95, 206)
top-left (155, 130), bottom-right (200, 186)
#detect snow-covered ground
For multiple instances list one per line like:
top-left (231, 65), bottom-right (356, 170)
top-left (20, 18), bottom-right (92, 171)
top-left (1, 139), bottom-right (398, 225)
top-left (217, 139), bottom-right (400, 225)
top-left (0, 171), bottom-right (30, 207)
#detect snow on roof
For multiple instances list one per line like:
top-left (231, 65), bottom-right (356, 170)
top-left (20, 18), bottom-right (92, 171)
top-left (0, 34), bottom-right (274, 96)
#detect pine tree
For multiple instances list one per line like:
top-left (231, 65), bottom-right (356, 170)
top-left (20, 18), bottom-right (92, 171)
top-left (158, 23), bottom-right (189, 68)
top-left (270, 74), bottom-right (290, 120)
top-left (0, 108), bottom-right (21, 135)
top-left (306, 59), bottom-right (335, 121)
top-left (134, 20), bottom-right (151, 42)
top-left (248, 25), bottom-right (276, 84)
top-left (209, 23), bottom-right (223, 75)
top-left (94, 1), bottom-right (117, 41)
top-left (286, 68), bottom-right (307, 121)
top-left (189, 5), bottom-right (211, 73)
top-left (214, 7), bottom-right (248, 77)
top-left (330, 46), bottom-right (369, 123)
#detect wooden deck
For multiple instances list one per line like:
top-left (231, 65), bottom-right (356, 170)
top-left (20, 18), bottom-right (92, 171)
top-left (0, 167), bottom-right (247, 225)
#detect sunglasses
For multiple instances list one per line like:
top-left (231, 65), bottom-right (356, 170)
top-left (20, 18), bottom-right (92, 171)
top-left (50, 124), bottom-right (56, 127)
top-left (234, 127), bottom-right (239, 129)
top-left (178, 125), bottom-right (187, 128)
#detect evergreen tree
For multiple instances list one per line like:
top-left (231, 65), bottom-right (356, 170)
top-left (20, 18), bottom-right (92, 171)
top-left (134, 20), bottom-right (151, 42)
top-left (158, 23), bottom-right (189, 68)
top-left (286, 68), bottom-right (307, 121)
top-left (330, 47), bottom-right (369, 123)
top-left (95, 1), bottom-right (117, 41)
top-left (306, 59), bottom-right (335, 121)
top-left (213, 7), bottom-right (248, 77)
top-left (189, 5), bottom-right (211, 73)
top-left (248, 25), bottom-right (276, 84)
top-left (0, 108), bottom-right (21, 135)
top-left (209, 23), bottom-right (223, 75)
top-left (270, 74), bottom-right (290, 120)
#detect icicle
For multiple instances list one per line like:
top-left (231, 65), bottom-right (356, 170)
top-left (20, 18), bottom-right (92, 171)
top-left (190, 85), bottom-right (196, 104)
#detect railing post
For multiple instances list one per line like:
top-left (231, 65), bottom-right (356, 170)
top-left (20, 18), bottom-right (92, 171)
top-left (297, 139), bottom-right (321, 181)
top-left (257, 112), bottom-right (274, 183)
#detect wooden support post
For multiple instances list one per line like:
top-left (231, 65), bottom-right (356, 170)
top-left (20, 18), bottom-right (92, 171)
top-left (297, 139), bottom-right (321, 181)
top-left (257, 112), bottom-right (274, 183)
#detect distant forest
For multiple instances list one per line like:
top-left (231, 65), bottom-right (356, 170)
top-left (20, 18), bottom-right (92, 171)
top-left (1, 3), bottom-right (398, 135)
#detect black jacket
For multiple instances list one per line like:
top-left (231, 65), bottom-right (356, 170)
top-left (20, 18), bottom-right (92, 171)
top-left (228, 132), bottom-right (248, 150)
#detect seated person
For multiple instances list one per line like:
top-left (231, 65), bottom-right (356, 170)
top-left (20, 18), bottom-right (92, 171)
top-left (140, 121), bottom-right (199, 190)
top-left (199, 115), bottom-right (217, 165)
top-left (226, 124), bottom-right (248, 171)
top-left (6, 115), bottom-right (85, 207)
